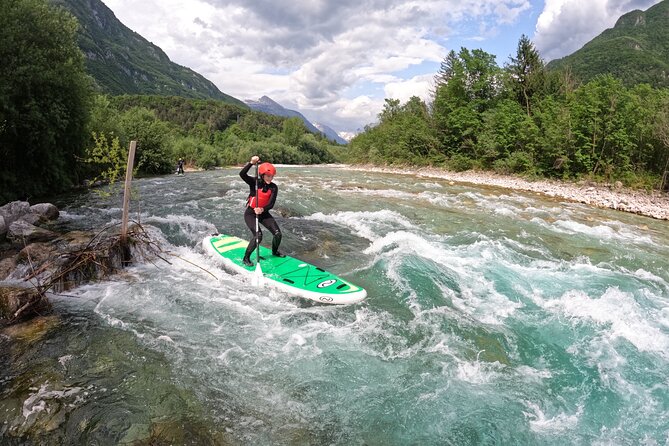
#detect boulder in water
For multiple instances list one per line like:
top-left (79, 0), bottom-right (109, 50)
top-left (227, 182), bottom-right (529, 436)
top-left (0, 201), bottom-right (31, 226)
top-left (30, 203), bottom-right (59, 221)
top-left (7, 220), bottom-right (58, 246)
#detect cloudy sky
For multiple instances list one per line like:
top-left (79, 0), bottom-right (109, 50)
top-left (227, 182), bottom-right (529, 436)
top-left (102, 0), bottom-right (662, 138)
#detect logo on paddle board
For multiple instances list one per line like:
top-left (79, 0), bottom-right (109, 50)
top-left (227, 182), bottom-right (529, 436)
top-left (317, 279), bottom-right (336, 288)
top-left (319, 296), bottom-right (334, 303)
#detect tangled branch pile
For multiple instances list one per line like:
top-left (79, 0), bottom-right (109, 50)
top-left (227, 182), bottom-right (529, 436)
top-left (2, 223), bottom-right (166, 324)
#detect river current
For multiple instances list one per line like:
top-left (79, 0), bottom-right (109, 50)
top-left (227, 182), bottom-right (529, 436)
top-left (2, 165), bottom-right (668, 444)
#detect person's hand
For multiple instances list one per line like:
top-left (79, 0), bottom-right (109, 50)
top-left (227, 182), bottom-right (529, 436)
top-left (254, 207), bottom-right (264, 214)
top-left (250, 156), bottom-right (260, 164)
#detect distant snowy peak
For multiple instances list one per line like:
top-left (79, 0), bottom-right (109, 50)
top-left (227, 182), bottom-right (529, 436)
top-left (245, 96), bottom-right (347, 144)
top-left (313, 123), bottom-right (347, 145)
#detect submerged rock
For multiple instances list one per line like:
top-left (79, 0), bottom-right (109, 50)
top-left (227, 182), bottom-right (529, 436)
top-left (0, 314), bottom-right (60, 345)
top-left (0, 286), bottom-right (48, 326)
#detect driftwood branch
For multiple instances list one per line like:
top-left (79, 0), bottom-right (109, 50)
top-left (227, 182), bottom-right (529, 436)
top-left (8, 221), bottom-right (219, 323)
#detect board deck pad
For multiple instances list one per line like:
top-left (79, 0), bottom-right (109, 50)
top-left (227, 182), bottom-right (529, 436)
top-left (203, 234), bottom-right (367, 305)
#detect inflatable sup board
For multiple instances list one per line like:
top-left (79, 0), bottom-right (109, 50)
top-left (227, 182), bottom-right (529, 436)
top-left (203, 234), bottom-right (366, 305)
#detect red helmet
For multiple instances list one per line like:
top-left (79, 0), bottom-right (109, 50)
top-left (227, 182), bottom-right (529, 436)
top-left (258, 162), bottom-right (276, 176)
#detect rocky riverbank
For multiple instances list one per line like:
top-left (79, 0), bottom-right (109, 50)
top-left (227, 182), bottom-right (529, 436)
top-left (0, 200), bottom-right (145, 326)
top-left (339, 165), bottom-right (669, 221)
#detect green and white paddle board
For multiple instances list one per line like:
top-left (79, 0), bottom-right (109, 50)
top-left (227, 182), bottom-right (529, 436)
top-left (202, 234), bottom-right (367, 305)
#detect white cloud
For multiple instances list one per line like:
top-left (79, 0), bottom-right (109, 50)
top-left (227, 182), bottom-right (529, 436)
top-left (384, 74), bottom-right (435, 103)
top-left (101, 0), bottom-right (534, 133)
top-left (534, 0), bottom-right (663, 61)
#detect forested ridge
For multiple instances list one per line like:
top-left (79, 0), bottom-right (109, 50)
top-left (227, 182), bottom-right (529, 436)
top-left (1, 0), bottom-right (342, 204)
top-left (547, 1), bottom-right (669, 89)
top-left (52, 0), bottom-right (244, 104)
top-left (2, 0), bottom-right (669, 206)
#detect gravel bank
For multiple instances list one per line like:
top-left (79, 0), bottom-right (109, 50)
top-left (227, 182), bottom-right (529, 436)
top-left (338, 165), bottom-right (669, 221)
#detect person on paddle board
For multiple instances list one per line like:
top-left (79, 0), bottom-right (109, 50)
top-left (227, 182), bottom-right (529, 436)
top-left (240, 155), bottom-right (284, 267)
top-left (176, 158), bottom-right (185, 175)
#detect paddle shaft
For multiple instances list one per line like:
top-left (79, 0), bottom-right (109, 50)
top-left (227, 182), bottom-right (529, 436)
top-left (255, 162), bottom-right (260, 264)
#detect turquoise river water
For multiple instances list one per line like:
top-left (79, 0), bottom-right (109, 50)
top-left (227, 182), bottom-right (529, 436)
top-left (1, 165), bottom-right (668, 445)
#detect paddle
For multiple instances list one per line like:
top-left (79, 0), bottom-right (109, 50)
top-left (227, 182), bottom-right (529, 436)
top-left (252, 160), bottom-right (264, 287)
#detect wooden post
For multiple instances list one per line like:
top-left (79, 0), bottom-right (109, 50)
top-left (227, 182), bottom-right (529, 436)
top-left (121, 140), bottom-right (137, 243)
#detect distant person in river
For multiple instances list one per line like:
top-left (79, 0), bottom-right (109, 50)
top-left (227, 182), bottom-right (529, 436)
top-left (239, 155), bottom-right (284, 267)
top-left (176, 158), bottom-right (185, 175)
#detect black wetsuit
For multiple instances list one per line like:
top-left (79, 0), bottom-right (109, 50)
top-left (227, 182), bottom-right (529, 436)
top-left (177, 160), bottom-right (184, 174)
top-left (239, 163), bottom-right (282, 261)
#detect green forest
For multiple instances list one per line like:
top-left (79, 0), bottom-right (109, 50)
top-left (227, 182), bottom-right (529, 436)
top-left (0, 0), bottom-right (342, 203)
top-left (2, 0), bottom-right (669, 205)
top-left (346, 37), bottom-right (669, 190)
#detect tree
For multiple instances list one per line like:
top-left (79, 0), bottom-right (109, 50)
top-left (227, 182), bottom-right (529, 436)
top-left (432, 48), bottom-right (502, 155)
top-left (569, 75), bottom-right (635, 179)
top-left (282, 117), bottom-right (306, 146)
top-left (0, 0), bottom-right (92, 203)
top-left (505, 35), bottom-right (545, 116)
top-left (652, 92), bottom-right (669, 190)
top-left (118, 107), bottom-right (173, 175)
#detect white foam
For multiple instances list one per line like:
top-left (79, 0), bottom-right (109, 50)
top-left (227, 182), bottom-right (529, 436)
top-left (633, 268), bottom-right (667, 285)
top-left (22, 383), bottom-right (83, 420)
top-left (544, 287), bottom-right (669, 356)
top-left (523, 401), bottom-right (583, 433)
top-left (143, 214), bottom-right (218, 243)
top-left (453, 356), bottom-right (504, 384)
top-left (365, 231), bottom-right (523, 324)
top-left (303, 210), bottom-right (414, 241)
top-left (334, 187), bottom-right (418, 201)
top-left (493, 207), bottom-right (517, 217)
top-left (414, 182), bottom-right (444, 189)
top-left (536, 219), bottom-right (658, 246)
top-left (58, 355), bottom-right (73, 368)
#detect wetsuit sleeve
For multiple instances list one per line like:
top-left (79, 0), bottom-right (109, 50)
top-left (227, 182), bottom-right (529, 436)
top-left (240, 162), bottom-right (256, 186)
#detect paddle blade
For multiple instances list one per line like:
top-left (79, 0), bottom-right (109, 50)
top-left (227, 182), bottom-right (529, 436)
top-left (251, 262), bottom-right (264, 287)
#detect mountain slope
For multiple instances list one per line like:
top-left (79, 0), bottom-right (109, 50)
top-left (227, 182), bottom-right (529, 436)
top-left (314, 122), bottom-right (347, 145)
top-left (245, 96), bottom-right (347, 144)
top-left (245, 96), bottom-right (322, 134)
top-left (546, 0), bottom-right (669, 88)
top-left (52, 0), bottom-right (245, 105)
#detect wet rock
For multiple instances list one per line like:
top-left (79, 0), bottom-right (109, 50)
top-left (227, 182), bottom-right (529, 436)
top-left (18, 242), bottom-right (55, 266)
top-left (0, 255), bottom-right (17, 280)
top-left (0, 202), bottom-right (60, 243)
top-left (0, 201), bottom-right (31, 226)
top-left (20, 212), bottom-right (42, 226)
top-left (7, 220), bottom-right (58, 246)
top-left (0, 314), bottom-right (60, 344)
top-left (0, 286), bottom-right (48, 325)
top-left (52, 230), bottom-right (97, 252)
top-left (128, 418), bottom-right (229, 446)
top-left (30, 203), bottom-right (59, 221)
top-left (274, 206), bottom-right (303, 218)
